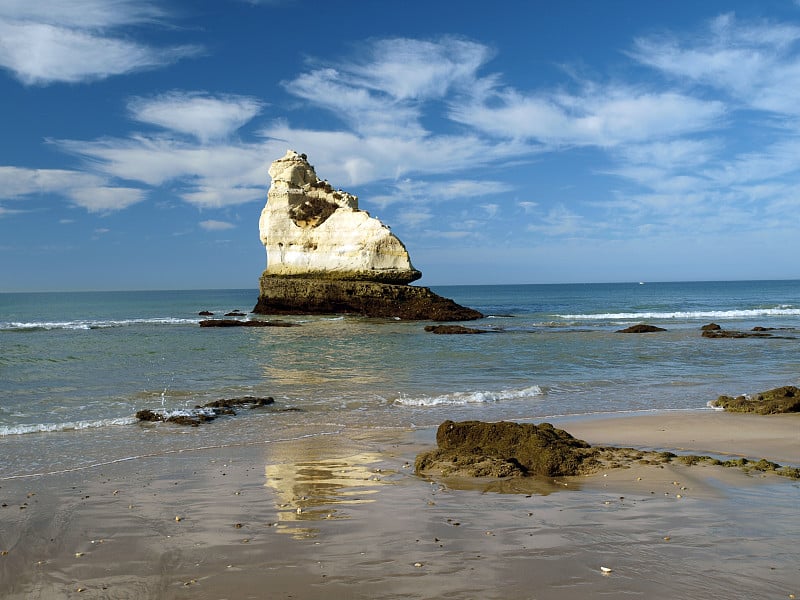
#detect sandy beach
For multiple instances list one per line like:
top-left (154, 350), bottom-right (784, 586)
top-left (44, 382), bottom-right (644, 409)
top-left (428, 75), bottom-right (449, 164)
top-left (1, 411), bottom-right (798, 599)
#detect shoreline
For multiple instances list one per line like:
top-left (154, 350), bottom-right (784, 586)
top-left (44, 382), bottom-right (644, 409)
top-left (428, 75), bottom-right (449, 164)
top-left (1, 411), bottom-right (798, 599)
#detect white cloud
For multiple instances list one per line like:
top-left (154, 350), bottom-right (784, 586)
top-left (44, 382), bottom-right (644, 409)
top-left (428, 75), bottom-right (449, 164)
top-left (283, 37), bottom-right (491, 137)
top-left (480, 203), bottom-right (499, 218)
top-left (128, 92), bottom-right (264, 143)
top-left (527, 204), bottom-right (588, 237)
top-left (199, 219), bottom-right (236, 231)
top-left (370, 178), bottom-right (515, 208)
top-left (67, 186), bottom-right (145, 212)
top-left (0, 166), bottom-right (145, 212)
top-left (450, 86), bottom-right (725, 147)
top-left (0, 0), bottom-right (164, 29)
top-left (0, 1), bottom-right (200, 85)
top-left (57, 136), bottom-right (274, 207)
top-left (630, 13), bottom-right (800, 115)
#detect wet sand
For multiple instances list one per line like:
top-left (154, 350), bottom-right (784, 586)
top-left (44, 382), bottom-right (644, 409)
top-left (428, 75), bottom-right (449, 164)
top-left (1, 411), bottom-right (798, 599)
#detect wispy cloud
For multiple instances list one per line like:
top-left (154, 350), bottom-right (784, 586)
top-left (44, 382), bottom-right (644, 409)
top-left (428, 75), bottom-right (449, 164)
top-left (199, 219), bottom-right (236, 231)
top-left (0, 0), bottom-right (200, 85)
top-left (128, 92), bottom-right (264, 143)
top-left (0, 166), bottom-right (145, 211)
top-left (630, 13), bottom-right (800, 115)
top-left (450, 86), bottom-right (725, 147)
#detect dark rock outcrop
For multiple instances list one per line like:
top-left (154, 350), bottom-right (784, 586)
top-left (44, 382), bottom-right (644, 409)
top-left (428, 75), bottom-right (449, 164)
top-left (253, 276), bottom-right (483, 321)
top-left (711, 386), bottom-right (800, 414)
top-left (198, 310), bottom-right (214, 316)
top-left (701, 323), bottom-right (721, 331)
top-left (616, 324), bottom-right (667, 333)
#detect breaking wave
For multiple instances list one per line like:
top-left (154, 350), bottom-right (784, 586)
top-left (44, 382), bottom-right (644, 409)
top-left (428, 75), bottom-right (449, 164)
top-left (394, 385), bottom-right (545, 407)
top-left (0, 317), bottom-right (199, 331)
top-left (0, 417), bottom-right (137, 436)
top-left (556, 307), bottom-right (800, 321)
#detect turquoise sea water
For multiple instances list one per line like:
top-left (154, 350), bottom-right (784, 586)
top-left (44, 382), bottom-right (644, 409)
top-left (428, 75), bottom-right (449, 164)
top-left (1, 280), bottom-right (799, 478)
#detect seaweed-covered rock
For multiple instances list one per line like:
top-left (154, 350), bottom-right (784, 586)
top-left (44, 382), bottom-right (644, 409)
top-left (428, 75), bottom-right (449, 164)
top-left (415, 420), bottom-right (599, 478)
top-left (701, 323), bottom-right (721, 331)
top-left (616, 324), bottom-right (667, 333)
top-left (711, 386), bottom-right (800, 414)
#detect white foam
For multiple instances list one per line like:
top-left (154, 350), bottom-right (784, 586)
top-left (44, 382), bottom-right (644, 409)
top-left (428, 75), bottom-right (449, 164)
top-left (0, 416), bottom-right (137, 436)
top-left (1, 317), bottom-right (198, 331)
top-left (395, 385), bottom-right (544, 407)
top-left (556, 308), bottom-right (800, 321)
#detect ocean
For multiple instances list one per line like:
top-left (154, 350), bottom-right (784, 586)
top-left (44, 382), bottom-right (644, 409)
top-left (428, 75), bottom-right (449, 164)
top-left (2, 280), bottom-right (799, 480)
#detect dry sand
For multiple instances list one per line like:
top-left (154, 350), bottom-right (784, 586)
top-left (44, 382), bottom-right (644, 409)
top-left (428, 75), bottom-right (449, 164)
top-left (1, 411), bottom-right (798, 599)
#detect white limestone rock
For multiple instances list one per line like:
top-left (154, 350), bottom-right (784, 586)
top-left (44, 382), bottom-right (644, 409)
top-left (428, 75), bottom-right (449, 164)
top-left (258, 150), bottom-right (421, 284)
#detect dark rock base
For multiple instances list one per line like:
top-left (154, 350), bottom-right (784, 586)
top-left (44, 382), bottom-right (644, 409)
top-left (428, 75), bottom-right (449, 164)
top-left (253, 275), bottom-right (483, 321)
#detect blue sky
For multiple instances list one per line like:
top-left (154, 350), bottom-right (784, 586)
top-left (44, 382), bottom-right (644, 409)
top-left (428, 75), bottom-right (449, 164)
top-left (2, 0), bottom-right (800, 291)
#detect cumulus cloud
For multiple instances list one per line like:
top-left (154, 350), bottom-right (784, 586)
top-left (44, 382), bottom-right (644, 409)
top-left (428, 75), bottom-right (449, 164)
top-left (128, 92), bottom-right (264, 143)
top-left (0, 0), bottom-right (200, 85)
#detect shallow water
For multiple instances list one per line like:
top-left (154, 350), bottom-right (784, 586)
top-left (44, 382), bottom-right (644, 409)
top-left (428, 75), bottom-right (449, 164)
top-left (1, 281), bottom-right (799, 479)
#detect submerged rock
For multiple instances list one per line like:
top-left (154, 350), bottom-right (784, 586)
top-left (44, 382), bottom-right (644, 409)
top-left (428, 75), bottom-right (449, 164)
top-left (415, 420), bottom-right (599, 478)
top-left (199, 319), bottom-right (298, 327)
top-left (711, 386), bottom-right (800, 414)
top-left (616, 324), bottom-right (667, 333)
top-left (702, 329), bottom-right (774, 338)
top-left (253, 151), bottom-right (482, 321)
top-left (424, 325), bottom-right (490, 334)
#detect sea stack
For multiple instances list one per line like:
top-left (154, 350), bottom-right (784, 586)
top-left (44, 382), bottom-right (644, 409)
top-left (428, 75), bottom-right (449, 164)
top-left (252, 150), bottom-right (482, 320)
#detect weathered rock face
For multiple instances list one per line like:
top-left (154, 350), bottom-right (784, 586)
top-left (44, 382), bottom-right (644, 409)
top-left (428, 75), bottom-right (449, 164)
top-left (259, 150), bottom-right (421, 285)
top-left (253, 151), bottom-right (483, 321)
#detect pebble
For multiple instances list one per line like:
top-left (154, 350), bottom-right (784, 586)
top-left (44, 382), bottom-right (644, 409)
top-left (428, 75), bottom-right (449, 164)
top-left (75, 552), bottom-right (85, 557)
top-left (663, 536), bottom-right (671, 541)
top-left (600, 566), bottom-right (612, 574)
top-left (414, 562), bottom-right (424, 568)
top-left (175, 516), bottom-right (183, 522)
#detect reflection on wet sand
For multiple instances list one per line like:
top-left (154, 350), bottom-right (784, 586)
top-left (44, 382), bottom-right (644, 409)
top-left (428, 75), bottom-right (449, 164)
top-left (265, 451), bottom-right (395, 539)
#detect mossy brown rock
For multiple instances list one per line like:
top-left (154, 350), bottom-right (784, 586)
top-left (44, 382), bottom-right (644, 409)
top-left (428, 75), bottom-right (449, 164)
top-left (711, 386), bottom-right (800, 414)
top-left (415, 420), bottom-right (599, 478)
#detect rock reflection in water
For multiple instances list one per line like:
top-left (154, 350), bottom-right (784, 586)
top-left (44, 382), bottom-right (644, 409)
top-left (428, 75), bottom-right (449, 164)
top-left (264, 452), bottom-right (392, 538)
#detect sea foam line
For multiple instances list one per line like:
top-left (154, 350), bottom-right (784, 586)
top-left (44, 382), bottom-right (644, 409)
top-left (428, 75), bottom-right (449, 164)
top-left (1, 317), bottom-right (199, 331)
top-left (0, 417), bottom-right (138, 436)
top-left (556, 308), bottom-right (800, 321)
top-left (395, 385), bottom-right (544, 407)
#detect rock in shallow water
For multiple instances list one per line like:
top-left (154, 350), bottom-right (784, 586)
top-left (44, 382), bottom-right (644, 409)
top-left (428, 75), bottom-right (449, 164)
top-left (252, 151), bottom-right (482, 321)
